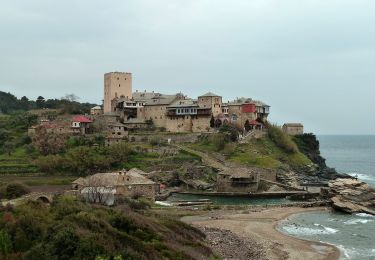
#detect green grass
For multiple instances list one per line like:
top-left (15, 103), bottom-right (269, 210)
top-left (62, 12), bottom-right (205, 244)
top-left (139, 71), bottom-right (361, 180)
top-left (123, 150), bottom-right (202, 172)
top-left (228, 137), bottom-right (311, 170)
top-left (0, 148), bottom-right (38, 174)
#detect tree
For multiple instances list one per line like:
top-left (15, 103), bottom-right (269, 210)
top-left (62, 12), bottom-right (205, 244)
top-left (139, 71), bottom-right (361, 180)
top-left (210, 115), bottom-right (215, 128)
top-left (108, 143), bottom-right (132, 165)
top-left (84, 177), bottom-right (113, 205)
top-left (0, 230), bottom-right (12, 258)
top-left (32, 127), bottom-right (67, 155)
top-left (244, 120), bottom-right (251, 132)
top-left (36, 96), bottom-right (45, 109)
top-left (20, 96), bottom-right (30, 109)
top-left (61, 94), bottom-right (79, 102)
top-left (3, 140), bottom-right (15, 156)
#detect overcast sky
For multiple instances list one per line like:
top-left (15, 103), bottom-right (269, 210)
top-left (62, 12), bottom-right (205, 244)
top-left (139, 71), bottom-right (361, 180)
top-left (1, 0), bottom-right (374, 134)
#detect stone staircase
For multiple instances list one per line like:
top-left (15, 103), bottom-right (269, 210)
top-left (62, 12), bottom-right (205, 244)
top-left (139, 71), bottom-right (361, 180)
top-left (239, 130), bottom-right (267, 143)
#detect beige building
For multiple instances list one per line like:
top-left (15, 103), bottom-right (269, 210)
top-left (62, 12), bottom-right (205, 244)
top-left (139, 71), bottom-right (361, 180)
top-left (73, 168), bottom-right (157, 204)
top-left (104, 72), bottom-right (133, 114)
top-left (90, 106), bottom-right (103, 116)
top-left (105, 72), bottom-right (270, 133)
top-left (283, 123), bottom-right (304, 135)
top-left (197, 92), bottom-right (223, 117)
top-left (217, 168), bottom-right (260, 193)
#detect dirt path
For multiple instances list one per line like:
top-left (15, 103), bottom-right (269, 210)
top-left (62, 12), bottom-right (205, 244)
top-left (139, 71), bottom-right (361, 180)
top-left (182, 207), bottom-right (340, 260)
top-left (174, 145), bottom-right (229, 171)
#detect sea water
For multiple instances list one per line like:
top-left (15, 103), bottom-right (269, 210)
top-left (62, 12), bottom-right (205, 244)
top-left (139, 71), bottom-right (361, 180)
top-left (279, 135), bottom-right (375, 260)
top-left (167, 193), bottom-right (291, 205)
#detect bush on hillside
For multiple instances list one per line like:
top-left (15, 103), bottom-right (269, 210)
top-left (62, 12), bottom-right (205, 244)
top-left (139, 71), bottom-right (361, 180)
top-left (0, 196), bottom-right (214, 259)
top-left (2, 183), bottom-right (30, 200)
top-left (265, 123), bottom-right (299, 153)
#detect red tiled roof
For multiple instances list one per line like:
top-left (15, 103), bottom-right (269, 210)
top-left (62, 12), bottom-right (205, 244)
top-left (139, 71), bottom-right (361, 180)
top-left (72, 116), bottom-right (92, 123)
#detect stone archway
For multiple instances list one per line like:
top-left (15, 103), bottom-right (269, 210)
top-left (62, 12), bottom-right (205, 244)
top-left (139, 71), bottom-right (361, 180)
top-left (37, 196), bottom-right (51, 204)
top-left (214, 119), bottom-right (222, 128)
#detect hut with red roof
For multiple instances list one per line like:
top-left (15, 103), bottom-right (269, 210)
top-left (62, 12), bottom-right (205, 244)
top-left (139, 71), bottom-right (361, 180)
top-left (71, 115), bottom-right (93, 134)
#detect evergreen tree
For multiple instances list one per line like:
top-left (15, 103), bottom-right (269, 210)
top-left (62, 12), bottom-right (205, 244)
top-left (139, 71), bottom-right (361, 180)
top-left (36, 96), bottom-right (45, 109)
top-left (210, 115), bottom-right (215, 128)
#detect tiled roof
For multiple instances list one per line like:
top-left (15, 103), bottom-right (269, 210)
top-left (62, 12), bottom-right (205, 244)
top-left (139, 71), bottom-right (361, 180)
top-left (199, 92), bottom-right (220, 97)
top-left (167, 99), bottom-right (198, 108)
top-left (72, 115), bottom-right (92, 123)
top-left (74, 168), bottom-right (155, 187)
top-left (132, 92), bottom-right (181, 106)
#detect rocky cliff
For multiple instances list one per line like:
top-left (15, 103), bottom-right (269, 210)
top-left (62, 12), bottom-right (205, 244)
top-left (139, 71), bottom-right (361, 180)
top-left (293, 134), bottom-right (350, 182)
top-left (326, 178), bottom-right (375, 215)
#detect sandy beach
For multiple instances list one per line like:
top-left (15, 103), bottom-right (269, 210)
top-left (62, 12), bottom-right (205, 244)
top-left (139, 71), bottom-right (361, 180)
top-left (182, 207), bottom-right (340, 260)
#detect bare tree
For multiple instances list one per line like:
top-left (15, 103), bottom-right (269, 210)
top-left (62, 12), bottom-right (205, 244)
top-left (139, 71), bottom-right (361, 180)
top-left (84, 176), bottom-right (114, 206)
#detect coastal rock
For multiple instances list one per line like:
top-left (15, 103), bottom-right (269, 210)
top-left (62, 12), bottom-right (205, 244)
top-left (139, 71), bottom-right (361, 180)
top-left (328, 178), bottom-right (375, 215)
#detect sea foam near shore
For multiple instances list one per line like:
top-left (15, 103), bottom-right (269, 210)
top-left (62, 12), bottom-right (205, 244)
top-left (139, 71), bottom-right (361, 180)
top-left (278, 211), bottom-right (375, 260)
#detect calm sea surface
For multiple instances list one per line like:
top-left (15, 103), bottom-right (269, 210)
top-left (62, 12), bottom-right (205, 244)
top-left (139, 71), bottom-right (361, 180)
top-left (279, 135), bottom-right (375, 260)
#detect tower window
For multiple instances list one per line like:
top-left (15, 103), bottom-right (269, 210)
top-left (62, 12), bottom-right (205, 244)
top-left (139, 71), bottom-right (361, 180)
top-left (117, 77), bottom-right (119, 80)
top-left (119, 84), bottom-right (120, 87)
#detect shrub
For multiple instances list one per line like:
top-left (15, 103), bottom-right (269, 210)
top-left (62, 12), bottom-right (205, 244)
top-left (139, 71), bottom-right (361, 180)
top-left (0, 230), bottom-right (12, 258)
top-left (5, 183), bottom-right (30, 199)
top-left (212, 134), bottom-right (226, 151)
top-left (266, 123), bottom-right (298, 153)
top-left (35, 155), bottom-right (64, 174)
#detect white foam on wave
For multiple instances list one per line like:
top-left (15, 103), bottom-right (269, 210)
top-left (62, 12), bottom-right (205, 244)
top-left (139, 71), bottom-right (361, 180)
top-left (344, 218), bottom-right (373, 225)
top-left (347, 172), bottom-right (373, 181)
top-left (355, 213), bottom-right (375, 218)
top-left (282, 225), bottom-right (338, 235)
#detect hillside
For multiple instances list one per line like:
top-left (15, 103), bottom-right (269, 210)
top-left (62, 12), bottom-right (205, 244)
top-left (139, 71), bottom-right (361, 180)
top-left (0, 196), bottom-right (215, 259)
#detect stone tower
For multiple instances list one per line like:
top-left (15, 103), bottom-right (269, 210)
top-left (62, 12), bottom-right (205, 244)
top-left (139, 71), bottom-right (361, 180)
top-left (103, 72), bottom-right (133, 113)
top-left (197, 92), bottom-right (222, 117)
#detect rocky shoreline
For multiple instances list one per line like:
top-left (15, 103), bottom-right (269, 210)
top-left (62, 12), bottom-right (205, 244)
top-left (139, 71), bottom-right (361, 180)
top-left (199, 227), bottom-right (267, 260)
top-left (182, 207), bottom-right (340, 260)
top-left (325, 178), bottom-right (375, 215)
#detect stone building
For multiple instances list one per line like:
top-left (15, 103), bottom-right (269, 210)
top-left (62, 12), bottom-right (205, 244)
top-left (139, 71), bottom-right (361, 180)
top-left (104, 72), bottom-right (132, 113)
top-left (90, 105), bottom-right (103, 116)
top-left (105, 122), bottom-right (129, 146)
top-left (282, 123), bottom-right (304, 135)
top-left (105, 72), bottom-right (270, 133)
top-left (71, 115), bottom-right (93, 135)
top-left (217, 168), bottom-right (260, 193)
top-left (73, 168), bottom-right (157, 205)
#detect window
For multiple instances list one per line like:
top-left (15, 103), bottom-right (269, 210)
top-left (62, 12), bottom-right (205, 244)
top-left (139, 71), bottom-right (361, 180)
top-left (119, 84), bottom-right (120, 87)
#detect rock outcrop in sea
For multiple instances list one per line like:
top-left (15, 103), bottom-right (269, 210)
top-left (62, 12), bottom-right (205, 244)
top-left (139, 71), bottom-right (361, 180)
top-left (326, 178), bottom-right (375, 215)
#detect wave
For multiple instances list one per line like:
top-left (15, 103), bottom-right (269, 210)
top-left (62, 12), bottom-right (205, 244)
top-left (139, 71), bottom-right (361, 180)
top-left (281, 225), bottom-right (338, 235)
top-left (355, 213), bottom-right (375, 218)
top-left (344, 219), bottom-right (373, 225)
top-left (347, 172), bottom-right (374, 181)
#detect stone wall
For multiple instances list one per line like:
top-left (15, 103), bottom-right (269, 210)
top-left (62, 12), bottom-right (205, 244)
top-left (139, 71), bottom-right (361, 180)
top-left (116, 184), bottom-right (156, 201)
top-left (128, 133), bottom-right (201, 143)
top-left (217, 174), bottom-right (260, 193)
top-left (259, 172), bottom-right (277, 182)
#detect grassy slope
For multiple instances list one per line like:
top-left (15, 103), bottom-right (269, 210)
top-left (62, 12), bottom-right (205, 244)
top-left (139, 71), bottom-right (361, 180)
top-left (0, 148), bottom-right (38, 175)
top-left (229, 137), bottom-right (311, 170)
top-left (0, 196), bottom-right (215, 259)
top-left (125, 148), bottom-right (202, 172)
top-left (190, 136), bottom-right (312, 170)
